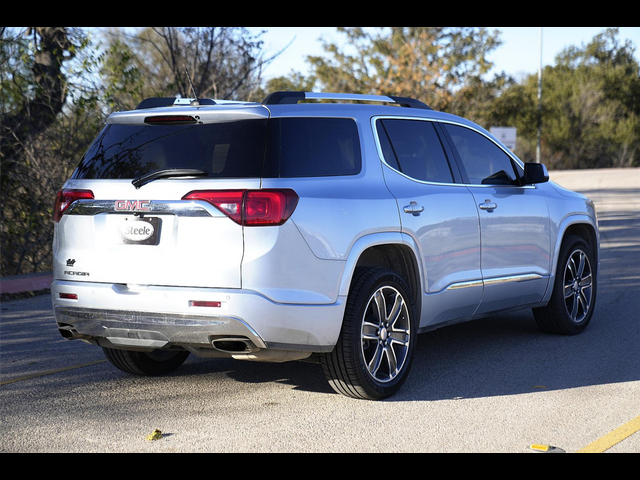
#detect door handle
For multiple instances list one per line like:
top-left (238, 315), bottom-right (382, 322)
top-left (479, 200), bottom-right (498, 212)
top-left (404, 202), bottom-right (425, 216)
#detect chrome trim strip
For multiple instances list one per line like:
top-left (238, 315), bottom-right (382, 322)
top-left (55, 306), bottom-right (268, 349)
top-left (446, 280), bottom-right (484, 291)
top-left (483, 274), bottom-right (546, 286)
top-left (56, 305), bottom-right (230, 327)
top-left (66, 200), bottom-right (215, 218)
top-left (444, 274), bottom-right (546, 292)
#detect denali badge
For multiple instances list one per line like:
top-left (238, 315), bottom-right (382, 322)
top-left (115, 200), bottom-right (152, 212)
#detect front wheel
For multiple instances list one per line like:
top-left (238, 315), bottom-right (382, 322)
top-left (103, 348), bottom-right (190, 377)
top-left (534, 235), bottom-right (597, 336)
top-left (321, 268), bottom-right (418, 401)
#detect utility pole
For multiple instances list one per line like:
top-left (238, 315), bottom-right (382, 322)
top-left (537, 27), bottom-right (544, 164)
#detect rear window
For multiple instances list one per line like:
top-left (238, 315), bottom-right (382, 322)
top-left (263, 118), bottom-right (362, 178)
top-left (72, 119), bottom-right (269, 180)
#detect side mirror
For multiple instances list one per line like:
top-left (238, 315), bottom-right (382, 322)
top-left (524, 163), bottom-right (550, 185)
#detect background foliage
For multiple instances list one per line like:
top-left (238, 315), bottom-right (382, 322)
top-left (1, 26), bottom-right (639, 276)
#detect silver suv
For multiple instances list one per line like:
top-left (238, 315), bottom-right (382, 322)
top-left (52, 92), bottom-right (600, 400)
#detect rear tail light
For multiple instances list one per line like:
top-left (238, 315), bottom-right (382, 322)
top-left (185, 190), bottom-right (245, 224)
top-left (244, 190), bottom-right (299, 226)
top-left (183, 190), bottom-right (299, 227)
top-left (54, 189), bottom-right (95, 223)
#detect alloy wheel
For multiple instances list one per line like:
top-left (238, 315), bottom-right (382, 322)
top-left (563, 249), bottom-right (594, 324)
top-left (361, 286), bottom-right (412, 384)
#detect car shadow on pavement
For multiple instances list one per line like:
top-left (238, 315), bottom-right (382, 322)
top-left (180, 357), bottom-right (335, 396)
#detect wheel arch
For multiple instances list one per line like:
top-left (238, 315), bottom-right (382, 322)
top-left (555, 215), bottom-right (600, 269)
top-left (339, 233), bottom-right (423, 314)
top-left (544, 214), bottom-right (600, 303)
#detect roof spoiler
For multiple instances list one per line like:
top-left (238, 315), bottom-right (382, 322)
top-left (136, 98), bottom-right (217, 110)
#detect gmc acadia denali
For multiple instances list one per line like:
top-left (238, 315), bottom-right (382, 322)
top-left (52, 92), bottom-right (600, 400)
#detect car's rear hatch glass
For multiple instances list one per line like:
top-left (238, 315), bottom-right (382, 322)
top-left (72, 118), bottom-right (268, 181)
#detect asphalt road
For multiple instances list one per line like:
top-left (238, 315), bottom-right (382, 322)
top-left (1, 169), bottom-right (639, 453)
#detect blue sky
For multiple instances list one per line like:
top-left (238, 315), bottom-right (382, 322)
top-left (251, 27), bottom-right (640, 80)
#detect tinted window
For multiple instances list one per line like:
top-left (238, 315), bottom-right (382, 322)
top-left (264, 118), bottom-right (361, 178)
top-left (377, 119), bottom-right (453, 184)
top-left (72, 120), bottom-right (269, 180)
top-left (444, 124), bottom-right (519, 186)
top-left (377, 125), bottom-right (401, 171)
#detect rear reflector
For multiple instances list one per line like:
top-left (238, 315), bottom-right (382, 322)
top-left (190, 301), bottom-right (222, 308)
top-left (59, 293), bottom-right (79, 300)
top-left (183, 189), bottom-right (299, 227)
top-left (54, 189), bottom-right (95, 223)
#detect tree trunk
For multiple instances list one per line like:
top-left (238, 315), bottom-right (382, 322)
top-left (0, 27), bottom-right (75, 176)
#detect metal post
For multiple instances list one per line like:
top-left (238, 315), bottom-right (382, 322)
top-left (537, 27), bottom-right (544, 164)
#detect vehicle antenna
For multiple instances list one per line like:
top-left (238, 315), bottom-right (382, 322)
top-left (185, 68), bottom-right (200, 106)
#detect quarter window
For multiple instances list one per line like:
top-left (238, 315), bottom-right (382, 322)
top-left (377, 119), bottom-right (454, 184)
top-left (263, 118), bottom-right (362, 178)
top-left (443, 124), bottom-right (519, 186)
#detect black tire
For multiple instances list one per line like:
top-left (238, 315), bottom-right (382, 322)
top-left (103, 348), bottom-right (190, 376)
top-left (321, 268), bottom-right (418, 401)
top-left (534, 235), bottom-right (597, 336)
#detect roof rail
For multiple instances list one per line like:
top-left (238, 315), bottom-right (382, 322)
top-left (262, 92), bottom-right (432, 110)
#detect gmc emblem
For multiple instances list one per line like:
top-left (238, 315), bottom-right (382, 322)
top-left (115, 200), bottom-right (152, 212)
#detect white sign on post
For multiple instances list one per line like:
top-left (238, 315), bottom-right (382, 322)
top-left (491, 127), bottom-right (518, 151)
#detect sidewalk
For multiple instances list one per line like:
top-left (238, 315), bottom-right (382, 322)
top-left (550, 167), bottom-right (640, 191)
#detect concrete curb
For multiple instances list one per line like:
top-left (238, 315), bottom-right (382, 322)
top-left (0, 272), bottom-right (53, 295)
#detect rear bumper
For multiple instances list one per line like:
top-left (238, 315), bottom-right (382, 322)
top-left (52, 281), bottom-right (346, 356)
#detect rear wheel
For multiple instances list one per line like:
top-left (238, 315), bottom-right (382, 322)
top-left (321, 268), bottom-right (417, 401)
top-left (103, 348), bottom-right (190, 376)
top-left (534, 235), bottom-right (597, 336)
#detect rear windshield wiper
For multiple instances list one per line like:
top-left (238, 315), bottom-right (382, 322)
top-left (133, 169), bottom-right (208, 189)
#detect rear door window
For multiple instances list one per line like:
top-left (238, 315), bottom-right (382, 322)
top-left (263, 118), bottom-right (362, 178)
top-left (376, 119), bottom-right (454, 184)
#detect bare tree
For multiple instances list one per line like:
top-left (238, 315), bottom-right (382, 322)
top-left (104, 27), bottom-right (272, 104)
top-left (151, 27), bottom-right (268, 100)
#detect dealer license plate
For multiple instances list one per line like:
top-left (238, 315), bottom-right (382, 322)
top-left (118, 217), bottom-right (161, 246)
